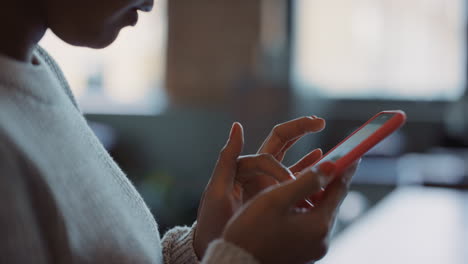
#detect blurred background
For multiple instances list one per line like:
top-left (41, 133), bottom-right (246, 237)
top-left (40, 0), bottom-right (468, 263)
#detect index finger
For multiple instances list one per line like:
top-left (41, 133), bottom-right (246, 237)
top-left (258, 116), bottom-right (326, 158)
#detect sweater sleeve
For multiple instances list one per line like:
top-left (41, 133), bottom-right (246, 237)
top-left (161, 222), bottom-right (259, 264)
top-left (161, 222), bottom-right (200, 264)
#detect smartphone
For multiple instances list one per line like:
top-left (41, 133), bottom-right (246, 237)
top-left (297, 110), bottom-right (407, 207)
top-left (312, 110), bottom-right (406, 174)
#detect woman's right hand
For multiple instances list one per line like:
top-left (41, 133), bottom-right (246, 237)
top-left (222, 162), bottom-right (358, 264)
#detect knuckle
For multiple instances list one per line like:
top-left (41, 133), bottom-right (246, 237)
top-left (299, 116), bottom-right (319, 132)
top-left (271, 125), bottom-right (286, 142)
top-left (272, 123), bottom-right (283, 132)
top-left (297, 116), bottom-right (310, 123)
top-left (298, 116), bottom-right (311, 128)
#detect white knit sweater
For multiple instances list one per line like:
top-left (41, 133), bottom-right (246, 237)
top-left (0, 47), bottom-right (259, 264)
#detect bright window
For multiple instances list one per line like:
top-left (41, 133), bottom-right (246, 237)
top-left (39, 1), bottom-right (167, 114)
top-left (293, 0), bottom-right (466, 100)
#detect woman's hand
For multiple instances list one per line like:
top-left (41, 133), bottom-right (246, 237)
top-left (223, 162), bottom-right (359, 264)
top-left (194, 117), bottom-right (326, 258)
top-left (243, 116), bottom-right (326, 203)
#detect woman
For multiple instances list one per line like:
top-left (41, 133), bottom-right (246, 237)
top-left (0, 0), bottom-right (357, 263)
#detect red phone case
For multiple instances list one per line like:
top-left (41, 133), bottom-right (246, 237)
top-left (319, 110), bottom-right (406, 175)
top-left (296, 110), bottom-right (407, 208)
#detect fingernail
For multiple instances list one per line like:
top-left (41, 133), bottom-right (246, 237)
top-left (311, 115), bottom-right (318, 119)
top-left (229, 122), bottom-right (238, 141)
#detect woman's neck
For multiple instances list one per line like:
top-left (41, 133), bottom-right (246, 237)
top-left (0, 2), bottom-right (47, 63)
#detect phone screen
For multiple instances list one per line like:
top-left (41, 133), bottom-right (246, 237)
top-left (314, 113), bottom-right (395, 167)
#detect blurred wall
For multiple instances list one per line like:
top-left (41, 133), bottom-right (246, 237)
top-left (166, 0), bottom-right (261, 108)
top-left (165, 0), bottom-right (294, 155)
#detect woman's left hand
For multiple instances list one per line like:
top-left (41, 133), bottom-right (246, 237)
top-left (194, 117), bottom-right (326, 259)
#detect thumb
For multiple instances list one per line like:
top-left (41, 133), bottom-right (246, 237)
top-left (210, 122), bottom-right (244, 188)
top-left (273, 163), bottom-right (335, 210)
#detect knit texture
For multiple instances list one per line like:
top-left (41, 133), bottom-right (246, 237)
top-left (35, 46), bottom-right (80, 110)
top-left (162, 223), bottom-right (199, 264)
top-left (0, 46), bottom-right (256, 263)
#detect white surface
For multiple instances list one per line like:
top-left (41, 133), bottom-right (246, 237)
top-left (319, 187), bottom-right (467, 264)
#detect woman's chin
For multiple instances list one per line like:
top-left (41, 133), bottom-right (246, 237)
top-left (49, 10), bottom-right (139, 49)
top-left (83, 14), bottom-right (138, 49)
top-left (56, 27), bottom-right (122, 49)
top-left (86, 33), bottom-right (120, 49)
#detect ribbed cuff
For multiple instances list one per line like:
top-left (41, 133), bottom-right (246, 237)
top-left (201, 239), bottom-right (259, 264)
top-left (162, 222), bottom-right (199, 264)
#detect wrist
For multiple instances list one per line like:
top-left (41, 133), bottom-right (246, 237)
top-left (193, 233), bottom-right (203, 260)
top-left (204, 239), bottom-right (260, 264)
top-left (192, 222), bottom-right (203, 260)
top-left (222, 232), bottom-right (258, 262)
top-left (193, 224), bottom-right (214, 260)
